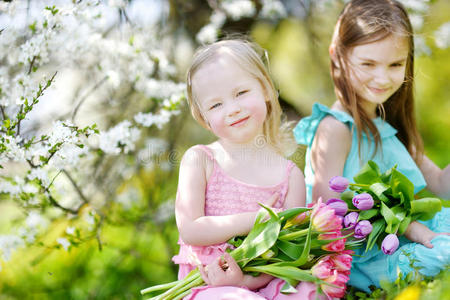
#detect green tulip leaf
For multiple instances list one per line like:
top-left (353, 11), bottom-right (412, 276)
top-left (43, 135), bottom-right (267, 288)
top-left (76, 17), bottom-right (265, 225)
top-left (369, 182), bottom-right (390, 202)
top-left (389, 169), bottom-right (414, 209)
top-left (365, 219), bottom-right (386, 252)
top-left (354, 160), bottom-right (381, 184)
top-left (380, 202), bottom-right (400, 234)
top-left (231, 205), bottom-right (281, 267)
top-left (398, 216), bottom-right (412, 235)
top-left (358, 208), bottom-right (379, 220)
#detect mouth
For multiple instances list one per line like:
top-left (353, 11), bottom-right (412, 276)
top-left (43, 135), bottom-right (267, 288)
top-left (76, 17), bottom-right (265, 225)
top-left (368, 86), bottom-right (390, 94)
top-left (230, 116), bottom-right (250, 127)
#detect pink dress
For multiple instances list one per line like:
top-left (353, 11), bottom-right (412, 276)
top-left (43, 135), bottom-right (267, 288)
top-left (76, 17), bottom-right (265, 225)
top-left (172, 145), bottom-right (328, 300)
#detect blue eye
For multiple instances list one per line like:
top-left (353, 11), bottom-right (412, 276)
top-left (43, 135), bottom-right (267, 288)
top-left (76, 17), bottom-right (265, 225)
top-left (236, 90), bottom-right (249, 97)
top-left (210, 103), bottom-right (222, 110)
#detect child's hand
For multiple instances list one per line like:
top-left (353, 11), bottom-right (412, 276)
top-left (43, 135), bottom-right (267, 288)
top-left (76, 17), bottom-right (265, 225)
top-left (405, 221), bottom-right (450, 248)
top-left (199, 252), bottom-right (244, 287)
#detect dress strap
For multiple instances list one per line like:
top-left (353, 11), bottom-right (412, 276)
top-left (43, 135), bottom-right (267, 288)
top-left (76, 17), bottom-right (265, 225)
top-left (196, 145), bottom-right (215, 162)
top-left (293, 102), bottom-right (354, 147)
top-left (285, 160), bottom-right (296, 179)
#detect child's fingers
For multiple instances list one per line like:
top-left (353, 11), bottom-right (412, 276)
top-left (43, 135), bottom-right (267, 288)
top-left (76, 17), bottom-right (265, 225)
top-left (423, 240), bottom-right (434, 248)
top-left (223, 252), bottom-right (239, 273)
top-left (198, 264), bottom-right (211, 285)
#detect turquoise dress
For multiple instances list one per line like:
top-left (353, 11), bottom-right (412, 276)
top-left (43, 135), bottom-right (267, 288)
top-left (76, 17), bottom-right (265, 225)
top-left (293, 102), bottom-right (450, 292)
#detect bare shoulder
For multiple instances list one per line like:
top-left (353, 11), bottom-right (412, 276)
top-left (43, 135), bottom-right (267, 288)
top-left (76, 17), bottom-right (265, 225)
top-left (316, 115), bottom-right (351, 140)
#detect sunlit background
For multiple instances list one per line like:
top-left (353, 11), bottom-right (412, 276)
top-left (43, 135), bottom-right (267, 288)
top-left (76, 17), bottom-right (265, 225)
top-left (0, 0), bottom-right (449, 299)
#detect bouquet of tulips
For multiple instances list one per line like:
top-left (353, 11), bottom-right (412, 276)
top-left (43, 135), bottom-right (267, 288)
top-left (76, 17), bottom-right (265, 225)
top-left (326, 161), bottom-right (442, 255)
top-left (140, 203), bottom-right (361, 299)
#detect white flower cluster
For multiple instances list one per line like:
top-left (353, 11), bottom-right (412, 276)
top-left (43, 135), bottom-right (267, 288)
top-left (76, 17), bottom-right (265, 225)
top-left (435, 22), bottom-right (450, 49)
top-left (0, 235), bottom-right (24, 262)
top-left (99, 120), bottom-right (141, 155)
top-left (195, 10), bottom-right (226, 44)
top-left (260, 0), bottom-right (287, 20)
top-left (221, 0), bottom-right (256, 21)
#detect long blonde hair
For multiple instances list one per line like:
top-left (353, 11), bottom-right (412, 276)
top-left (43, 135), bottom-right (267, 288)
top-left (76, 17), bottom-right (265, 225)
top-left (330, 0), bottom-right (423, 161)
top-left (186, 38), bottom-right (295, 156)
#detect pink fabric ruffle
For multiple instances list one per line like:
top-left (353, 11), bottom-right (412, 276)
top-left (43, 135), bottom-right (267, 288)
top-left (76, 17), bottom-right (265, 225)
top-left (184, 279), bottom-right (330, 300)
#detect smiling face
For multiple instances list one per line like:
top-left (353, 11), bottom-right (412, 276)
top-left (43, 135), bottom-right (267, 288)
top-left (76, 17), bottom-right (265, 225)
top-left (346, 34), bottom-right (409, 116)
top-left (191, 54), bottom-right (268, 144)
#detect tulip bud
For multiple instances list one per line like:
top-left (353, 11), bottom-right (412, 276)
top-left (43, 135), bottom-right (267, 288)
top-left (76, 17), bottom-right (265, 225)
top-left (381, 234), bottom-right (399, 255)
top-left (343, 212), bottom-right (359, 229)
top-left (354, 220), bottom-right (373, 239)
top-left (328, 176), bottom-right (349, 193)
top-left (352, 193), bottom-right (374, 210)
top-left (326, 198), bottom-right (348, 216)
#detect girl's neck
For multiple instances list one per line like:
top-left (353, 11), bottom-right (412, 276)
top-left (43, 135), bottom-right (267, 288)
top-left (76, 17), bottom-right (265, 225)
top-left (217, 138), bottom-right (273, 158)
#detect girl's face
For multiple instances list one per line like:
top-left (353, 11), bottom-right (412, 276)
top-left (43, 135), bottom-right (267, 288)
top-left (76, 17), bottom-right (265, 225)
top-left (192, 54), bottom-right (268, 144)
top-left (346, 34), bottom-right (409, 115)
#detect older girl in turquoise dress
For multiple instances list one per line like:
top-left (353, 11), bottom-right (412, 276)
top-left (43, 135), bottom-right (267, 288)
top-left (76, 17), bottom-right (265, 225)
top-left (293, 0), bottom-right (450, 293)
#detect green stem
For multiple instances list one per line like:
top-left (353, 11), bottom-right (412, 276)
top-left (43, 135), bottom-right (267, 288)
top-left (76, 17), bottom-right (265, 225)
top-left (156, 272), bottom-right (201, 299)
top-left (349, 183), bottom-right (370, 188)
top-left (172, 289), bottom-right (194, 300)
top-left (170, 276), bottom-right (204, 300)
top-left (278, 228), bottom-right (309, 241)
top-left (141, 280), bottom-right (179, 295)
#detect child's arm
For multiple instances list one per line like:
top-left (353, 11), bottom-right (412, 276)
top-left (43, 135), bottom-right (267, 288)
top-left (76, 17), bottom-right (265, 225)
top-left (199, 252), bottom-right (273, 290)
top-left (310, 116), bottom-right (352, 202)
top-left (175, 147), bottom-right (279, 246)
top-left (284, 165), bottom-right (307, 208)
top-left (417, 155), bottom-right (450, 199)
top-left (404, 220), bottom-right (450, 248)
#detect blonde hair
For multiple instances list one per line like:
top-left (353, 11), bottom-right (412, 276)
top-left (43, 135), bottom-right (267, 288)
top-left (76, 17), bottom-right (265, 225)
top-left (330, 0), bottom-right (423, 161)
top-left (186, 38), bottom-right (295, 156)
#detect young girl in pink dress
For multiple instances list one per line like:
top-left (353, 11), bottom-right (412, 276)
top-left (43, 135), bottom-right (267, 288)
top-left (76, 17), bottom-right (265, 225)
top-left (172, 39), bottom-right (326, 300)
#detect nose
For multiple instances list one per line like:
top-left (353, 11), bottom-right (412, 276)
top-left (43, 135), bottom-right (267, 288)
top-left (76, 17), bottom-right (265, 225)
top-left (373, 67), bottom-right (391, 86)
top-left (226, 101), bottom-right (241, 117)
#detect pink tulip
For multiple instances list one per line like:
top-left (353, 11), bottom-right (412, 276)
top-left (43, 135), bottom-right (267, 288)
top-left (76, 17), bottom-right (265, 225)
top-left (328, 176), bottom-right (349, 193)
top-left (292, 211), bottom-right (309, 225)
top-left (311, 201), bottom-right (343, 233)
top-left (311, 256), bottom-right (337, 281)
top-left (330, 253), bottom-right (352, 272)
top-left (322, 273), bottom-right (350, 298)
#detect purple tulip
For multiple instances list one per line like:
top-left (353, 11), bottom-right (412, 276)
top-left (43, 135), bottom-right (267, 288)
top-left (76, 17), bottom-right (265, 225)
top-left (326, 198), bottom-right (348, 216)
top-left (329, 176), bottom-right (349, 193)
top-left (352, 193), bottom-right (374, 210)
top-left (354, 220), bottom-right (373, 239)
top-left (382, 234), bottom-right (399, 255)
top-left (343, 212), bottom-right (359, 229)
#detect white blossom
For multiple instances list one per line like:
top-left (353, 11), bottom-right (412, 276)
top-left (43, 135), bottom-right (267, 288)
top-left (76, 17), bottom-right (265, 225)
top-left (57, 237), bottom-right (71, 251)
top-left (66, 227), bottom-right (76, 235)
top-left (260, 0), bottom-right (287, 19)
top-left (221, 0), bottom-right (256, 20)
top-left (99, 120), bottom-right (141, 155)
top-left (414, 35), bottom-right (431, 56)
top-left (134, 110), bottom-right (173, 129)
top-left (0, 181), bottom-right (21, 195)
top-left (435, 22), bottom-right (450, 49)
top-left (196, 24), bottom-right (219, 44)
top-left (0, 235), bottom-right (24, 261)
top-left (28, 168), bottom-right (50, 187)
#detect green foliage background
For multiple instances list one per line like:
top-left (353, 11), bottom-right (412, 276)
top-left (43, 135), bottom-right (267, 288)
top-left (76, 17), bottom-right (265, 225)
top-left (0, 1), bottom-right (449, 299)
